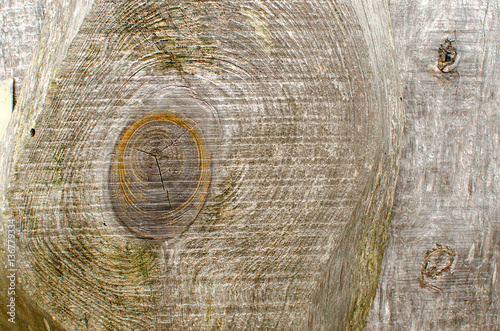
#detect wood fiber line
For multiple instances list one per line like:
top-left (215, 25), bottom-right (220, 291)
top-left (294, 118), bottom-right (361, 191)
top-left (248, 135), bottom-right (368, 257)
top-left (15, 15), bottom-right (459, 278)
top-left (1, 0), bottom-right (403, 330)
top-left (0, 0), bottom-right (46, 101)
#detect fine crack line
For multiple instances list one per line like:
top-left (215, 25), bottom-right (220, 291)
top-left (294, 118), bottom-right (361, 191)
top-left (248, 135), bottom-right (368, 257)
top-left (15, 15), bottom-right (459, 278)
top-left (135, 147), bottom-right (155, 157)
top-left (135, 148), bottom-right (173, 209)
top-left (153, 154), bottom-right (165, 191)
top-left (161, 129), bottom-right (189, 152)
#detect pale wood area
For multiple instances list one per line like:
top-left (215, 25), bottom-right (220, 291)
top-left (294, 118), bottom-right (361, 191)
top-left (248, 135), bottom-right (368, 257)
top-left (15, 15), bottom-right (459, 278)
top-left (0, 79), bottom-right (14, 138)
top-left (0, 0), bottom-right (46, 101)
top-left (366, 0), bottom-right (499, 329)
top-left (0, 0), bottom-right (403, 330)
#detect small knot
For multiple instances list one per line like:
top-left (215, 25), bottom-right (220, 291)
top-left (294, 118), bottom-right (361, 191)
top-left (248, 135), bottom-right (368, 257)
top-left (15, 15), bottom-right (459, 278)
top-left (418, 243), bottom-right (455, 293)
top-left (437, 39), bottom-right (459, 73)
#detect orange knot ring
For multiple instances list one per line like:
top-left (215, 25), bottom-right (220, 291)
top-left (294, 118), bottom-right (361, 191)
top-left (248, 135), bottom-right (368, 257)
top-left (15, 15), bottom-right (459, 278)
top-left (109, 112), bottom-right (210, 239)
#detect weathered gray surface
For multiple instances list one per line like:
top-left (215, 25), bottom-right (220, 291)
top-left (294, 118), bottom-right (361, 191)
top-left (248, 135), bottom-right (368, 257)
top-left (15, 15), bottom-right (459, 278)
top-left (366, 0), bottom-right (499, 329)
top-left (0, 0), bottom-right (46, 101)
top-left (1, 0), bottom-right (403, 330)
top-left (0, 78), bottom-right (14, 137)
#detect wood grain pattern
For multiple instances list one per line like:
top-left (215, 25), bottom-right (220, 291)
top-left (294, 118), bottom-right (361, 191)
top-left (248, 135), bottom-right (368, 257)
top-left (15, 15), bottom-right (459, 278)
top-left (366, 0), bottom-right (499, 329)
top-left (0, 0), bottom-right (46, 101)
top-left (109, 112), bottom-right (211, 239)
top-left (1, 0), bottom-right (403, 330)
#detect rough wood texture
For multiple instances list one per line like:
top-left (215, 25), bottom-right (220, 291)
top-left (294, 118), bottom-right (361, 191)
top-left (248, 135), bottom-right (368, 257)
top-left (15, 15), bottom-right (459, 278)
top-left (0, 0), bottom-right (46, 101)
top-left (1, 0), bottom-right (403, 330)
top-left (108, 112), bottom-right (212, 239)
top-left (0, 78), bottom-right (14, 138)
top-left (366, 0), bottom-right (499, 329)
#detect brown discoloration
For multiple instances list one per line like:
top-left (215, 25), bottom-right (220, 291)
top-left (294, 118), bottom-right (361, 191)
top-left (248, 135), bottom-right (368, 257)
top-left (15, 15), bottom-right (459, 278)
top-left (437, 38), bottom-right (458, 73)
top-left (418, 244), bottom-right (455, 293)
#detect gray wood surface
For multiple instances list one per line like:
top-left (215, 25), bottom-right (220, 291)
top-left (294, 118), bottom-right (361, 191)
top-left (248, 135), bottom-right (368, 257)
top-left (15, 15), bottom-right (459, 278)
top-left (3, 0), bottom-right (499, 330)
top-left (1, 0), bottom-right (403, 330)
top-left (366, 0), bottom-right (499, 329)
top-left (0, 0), bottom-right (46, 102)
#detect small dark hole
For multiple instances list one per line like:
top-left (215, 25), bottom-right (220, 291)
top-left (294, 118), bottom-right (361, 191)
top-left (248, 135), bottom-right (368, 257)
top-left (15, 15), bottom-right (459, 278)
top-left (400, 97), bottom-right (403, 101)
top-left (30, 128), bottom-right (35, 137)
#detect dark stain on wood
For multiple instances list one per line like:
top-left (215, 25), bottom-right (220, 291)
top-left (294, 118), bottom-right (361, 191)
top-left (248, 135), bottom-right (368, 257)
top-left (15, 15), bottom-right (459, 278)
top-left (437, 38), bottom-right (458, 73)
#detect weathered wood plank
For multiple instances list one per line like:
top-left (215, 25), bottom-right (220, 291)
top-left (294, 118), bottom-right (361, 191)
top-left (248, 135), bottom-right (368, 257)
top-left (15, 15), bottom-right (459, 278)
top-left (1, 0), bottom-right (403, 330)
top-left (366, 0), bottom-right (499, 329)
top-left (1, 1), bottom-right (94, 329)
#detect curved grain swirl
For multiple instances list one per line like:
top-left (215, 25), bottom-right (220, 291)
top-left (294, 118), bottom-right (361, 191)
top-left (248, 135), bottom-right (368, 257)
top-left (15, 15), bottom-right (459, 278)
top-left (3, 0), bottom-right (404, 330)
top-left (109, 112), bottom-right (210, 239)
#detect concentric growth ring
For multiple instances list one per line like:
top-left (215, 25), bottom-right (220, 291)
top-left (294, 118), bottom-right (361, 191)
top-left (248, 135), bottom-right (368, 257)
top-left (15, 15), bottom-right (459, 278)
top-left (109, 112), bottom-right (210, 239)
